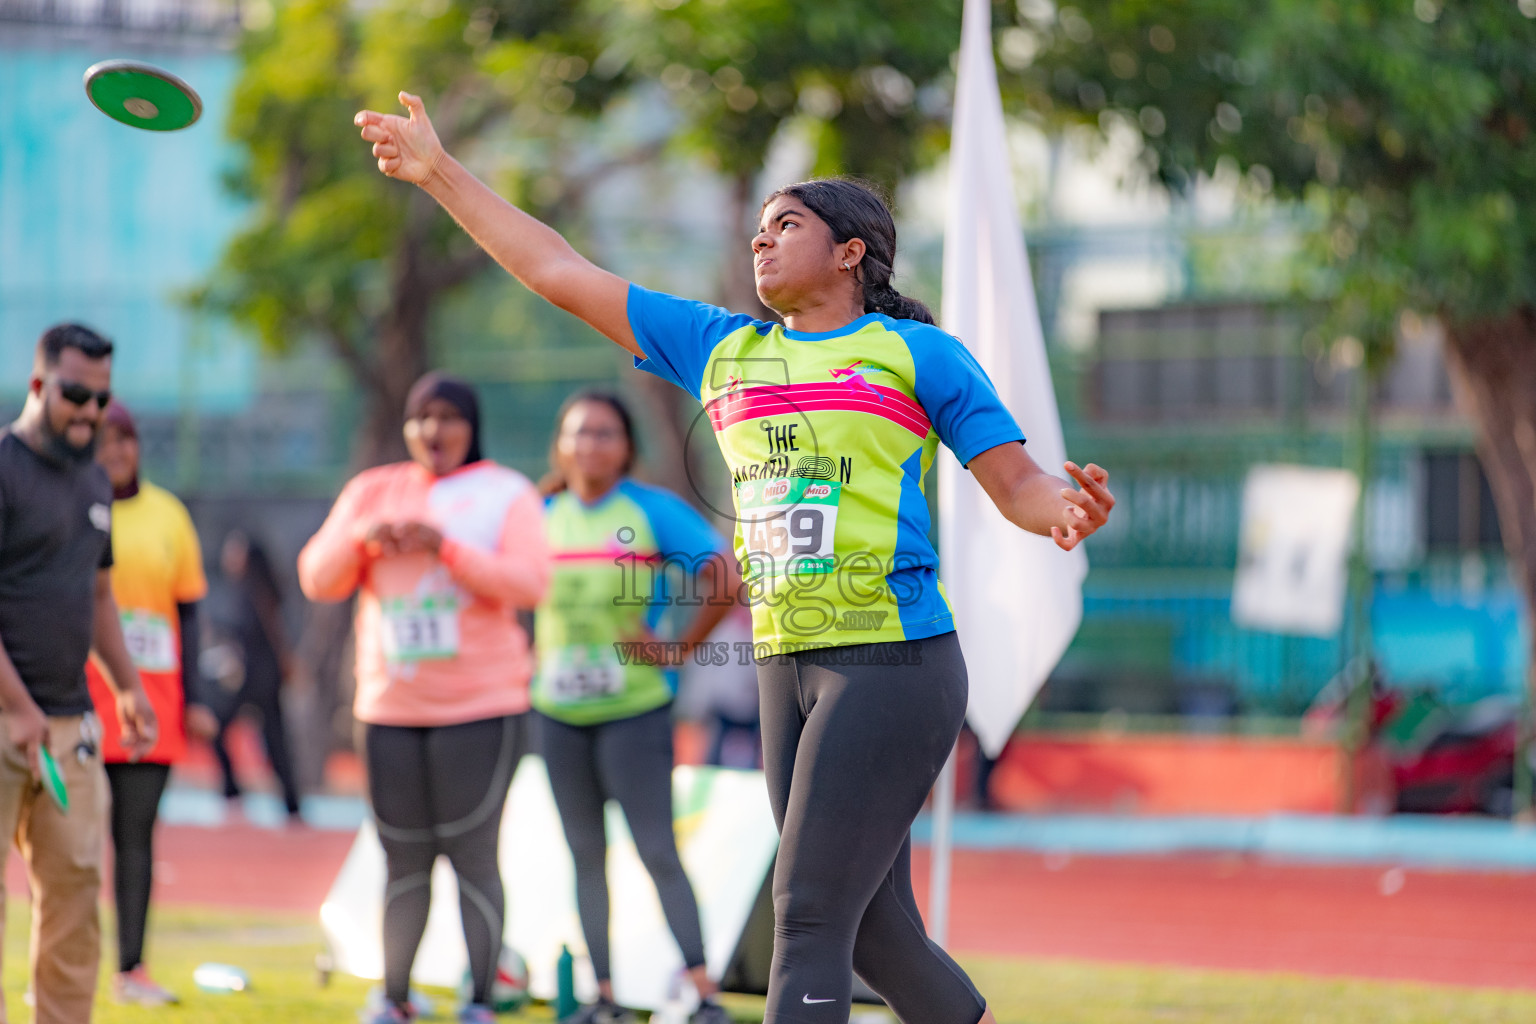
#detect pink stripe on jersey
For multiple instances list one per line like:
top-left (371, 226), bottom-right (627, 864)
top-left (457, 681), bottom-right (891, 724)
top-left (709, 383), bottom-right (931, 438)
top-left (552, 548), bottom-right (660, 562)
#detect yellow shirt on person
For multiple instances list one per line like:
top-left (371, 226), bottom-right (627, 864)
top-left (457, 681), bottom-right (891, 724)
top-left (86, 481), bottom-right (207, 764)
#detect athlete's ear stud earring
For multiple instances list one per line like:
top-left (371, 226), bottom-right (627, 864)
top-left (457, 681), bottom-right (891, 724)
top-left (842, 262), bottom-right (851, 270)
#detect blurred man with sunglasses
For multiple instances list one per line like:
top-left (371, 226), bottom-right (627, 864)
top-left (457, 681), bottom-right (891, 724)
top-left (0, 323), bottom-right (157, 1024)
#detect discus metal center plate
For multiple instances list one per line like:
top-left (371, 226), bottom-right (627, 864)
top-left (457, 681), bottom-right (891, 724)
top-left (83, 59), bottom-right (202, 132)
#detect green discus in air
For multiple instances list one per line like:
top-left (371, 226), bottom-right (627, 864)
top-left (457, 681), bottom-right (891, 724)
top-left (83, 59), bottom-right (203, 132)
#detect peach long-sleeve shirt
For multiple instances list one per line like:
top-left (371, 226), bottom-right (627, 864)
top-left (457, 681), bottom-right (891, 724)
top-left (298, 460), bottom-right (550, 727)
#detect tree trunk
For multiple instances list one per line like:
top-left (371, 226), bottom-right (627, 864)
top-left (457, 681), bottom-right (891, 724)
top-left (1441, 306), bottom-right (1536, 702)
top-left (354, 246), bottom-right (436, 470)
top-left (721, 171), bottom-right (777, 322)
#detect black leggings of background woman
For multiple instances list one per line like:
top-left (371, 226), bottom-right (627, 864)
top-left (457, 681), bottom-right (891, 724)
top-left (207, 530), bottom-right (302, 819)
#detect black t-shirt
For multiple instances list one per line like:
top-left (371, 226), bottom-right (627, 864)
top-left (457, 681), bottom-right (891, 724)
top-left (0, 428), bottom-right (113, 715)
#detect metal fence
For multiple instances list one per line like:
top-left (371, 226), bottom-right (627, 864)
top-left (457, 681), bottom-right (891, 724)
top-left (0, 0), bottom-right (238, 35)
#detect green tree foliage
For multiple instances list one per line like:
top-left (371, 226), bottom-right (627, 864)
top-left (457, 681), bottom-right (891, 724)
top-left (1018, 0), bottom-right (1534, 340)
top-left (194, 0), bottom-right (629, 466)
top-left (616, 0), bottom-right (961, 185)
top-left (1018, 0), bottom-right (1536, 683)
top-left (198, 0), bottom-right (974, 474)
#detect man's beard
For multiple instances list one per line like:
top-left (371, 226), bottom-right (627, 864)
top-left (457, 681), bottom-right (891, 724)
top-left (41, 416), bottom-right (98, 465)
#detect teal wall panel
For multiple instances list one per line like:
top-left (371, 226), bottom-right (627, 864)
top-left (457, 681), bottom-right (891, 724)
top-left (0, 38), bottom-right (253, 411)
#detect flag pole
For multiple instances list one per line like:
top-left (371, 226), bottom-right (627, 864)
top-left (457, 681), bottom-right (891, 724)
top-left (928, 746), bottom-right (957, 945)
top-left (931, 0), bottom-right (1086, 937)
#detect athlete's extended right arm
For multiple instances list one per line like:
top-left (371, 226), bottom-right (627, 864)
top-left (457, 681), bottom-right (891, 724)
top-left (354, 93), bottom-right (641, 358)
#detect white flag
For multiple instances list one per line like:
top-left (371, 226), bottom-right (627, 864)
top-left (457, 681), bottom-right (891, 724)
top-left (939, 0), bottom-right (1087, 757)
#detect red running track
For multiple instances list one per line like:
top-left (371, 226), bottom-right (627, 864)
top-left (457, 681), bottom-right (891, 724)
top-left (9, 825), bottom-right (1532, 991)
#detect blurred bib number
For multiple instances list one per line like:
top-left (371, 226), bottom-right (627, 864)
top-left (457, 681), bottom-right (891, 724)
top-left (121, 610), bottom-right (177, 672)
top-left (381, 592), bottom-right (461, 662)
top-left (736, 477), bottom-right (840, 575)
top-left (547, 646), bottom-right (624, 702)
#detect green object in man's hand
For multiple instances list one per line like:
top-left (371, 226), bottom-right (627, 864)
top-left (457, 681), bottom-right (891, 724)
top-left (38, 745), bottom-right (68, 813)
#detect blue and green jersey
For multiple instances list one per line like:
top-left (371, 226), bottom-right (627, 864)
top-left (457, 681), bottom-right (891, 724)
top-left (534, 478), bottom-right (728, 726)
top-left (629, 284), bottom-right (1025, 655)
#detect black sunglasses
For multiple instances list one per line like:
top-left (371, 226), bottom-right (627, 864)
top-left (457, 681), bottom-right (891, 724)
top-left (53, 379), bottom-right (111, 409)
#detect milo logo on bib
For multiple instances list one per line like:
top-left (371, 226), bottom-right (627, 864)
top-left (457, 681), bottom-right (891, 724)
top-left (736, 476), bottom-right (842, 577)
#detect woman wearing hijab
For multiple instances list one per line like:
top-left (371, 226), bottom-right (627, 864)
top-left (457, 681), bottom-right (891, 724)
top-left (299, 372), bottom-right (551, 1024)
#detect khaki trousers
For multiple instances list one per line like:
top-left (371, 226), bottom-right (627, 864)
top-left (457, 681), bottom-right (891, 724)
top-left (0, 714), bottom-right (108, 1024)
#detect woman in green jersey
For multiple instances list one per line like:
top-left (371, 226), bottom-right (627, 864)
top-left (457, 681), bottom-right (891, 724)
top-left (535, 391), bottom-right (734, 1024)
top-left (355, 93), bottom-right (1114, 1024)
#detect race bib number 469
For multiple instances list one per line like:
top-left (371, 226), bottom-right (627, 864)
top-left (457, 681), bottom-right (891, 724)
top-left (380, 592), bottom-right (461, 663)
top-left (736, 477), bottom-right (841, 576)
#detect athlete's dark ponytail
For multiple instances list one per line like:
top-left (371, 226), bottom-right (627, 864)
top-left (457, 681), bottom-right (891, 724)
top-left (541, 390), bottom-right (638, 496)
top-left (763, 178), bottom-right (936, 326)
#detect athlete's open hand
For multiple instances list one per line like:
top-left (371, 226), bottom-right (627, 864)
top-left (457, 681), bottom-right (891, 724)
top-left (1054, 462), bottom-right (1114, 551)
top-left (619, 625), bottom-right (666, 666)
top-left (362, 522), bottom-right (401, 559)
top-left (185, 703), bottom-right (219, 742)
top-left (391, 522), bottom-right (444, 556)
top-left (115, 685), bottom-right (159, 763)
top-left (361, 522), bottom-right (444, 558)
top-left (354, 92), bottom-right (445, 186)
top-left (7, 698), bottom-right (48, 779)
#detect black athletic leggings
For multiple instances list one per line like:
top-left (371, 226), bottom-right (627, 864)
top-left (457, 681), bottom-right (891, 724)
top-left (537, 705), bottom-right (707, 983)
top-left (756, 632), bottom-right (986, 1024)
top-left (105, 761), bottom-right (171, 974)
top-left (212, 662), bottom-right (301, 816)
top-left (361, 714), bottom-right (527, 1008)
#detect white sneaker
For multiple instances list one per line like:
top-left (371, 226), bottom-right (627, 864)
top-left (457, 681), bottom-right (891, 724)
top-left (114, 966), bottom-right (180, 1006)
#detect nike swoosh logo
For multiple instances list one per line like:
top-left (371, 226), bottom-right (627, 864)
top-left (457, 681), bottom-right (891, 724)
top-left (802, 995), bottom-right (835, 1004)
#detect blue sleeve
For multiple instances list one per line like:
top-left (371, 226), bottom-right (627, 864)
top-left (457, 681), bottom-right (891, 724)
top-left (902, 323), bottom-right (1026, 467)
top-left (627, 284), bottom-right (760, 401)
top-left (621, 481), bottom-right (727, 562)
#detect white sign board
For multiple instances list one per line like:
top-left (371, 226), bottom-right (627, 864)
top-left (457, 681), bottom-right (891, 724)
top-left (1232, 464), bottom-right (1360, 637)
top-left (320, 757), bottom-right (779, 1012)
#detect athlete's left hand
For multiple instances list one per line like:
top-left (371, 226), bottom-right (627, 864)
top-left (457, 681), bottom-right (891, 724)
top-left (619, 625), bottom-right (668, 666)
top-left (185, 703), bottom-right (219, 742)
top-left (1054, 462), bottom-right (1114, 552)
top-left (115, 685), bottom-right (159, 762)
top-left (391, 522), bottom-right (444, 556)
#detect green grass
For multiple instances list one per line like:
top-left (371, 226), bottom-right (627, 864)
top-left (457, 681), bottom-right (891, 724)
top-left (2, 905), bottom-right (1533, 1023)
top-left (961, 957), bottom-right (1536, 1024)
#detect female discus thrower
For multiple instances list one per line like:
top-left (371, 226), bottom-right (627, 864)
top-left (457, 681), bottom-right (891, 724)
top-left (355, 94), bottom-right (1114, 1024)
top-left (536, 392), bottom-right (735, 1024)
top-left (298, 373), bottom-right (550, 1024)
